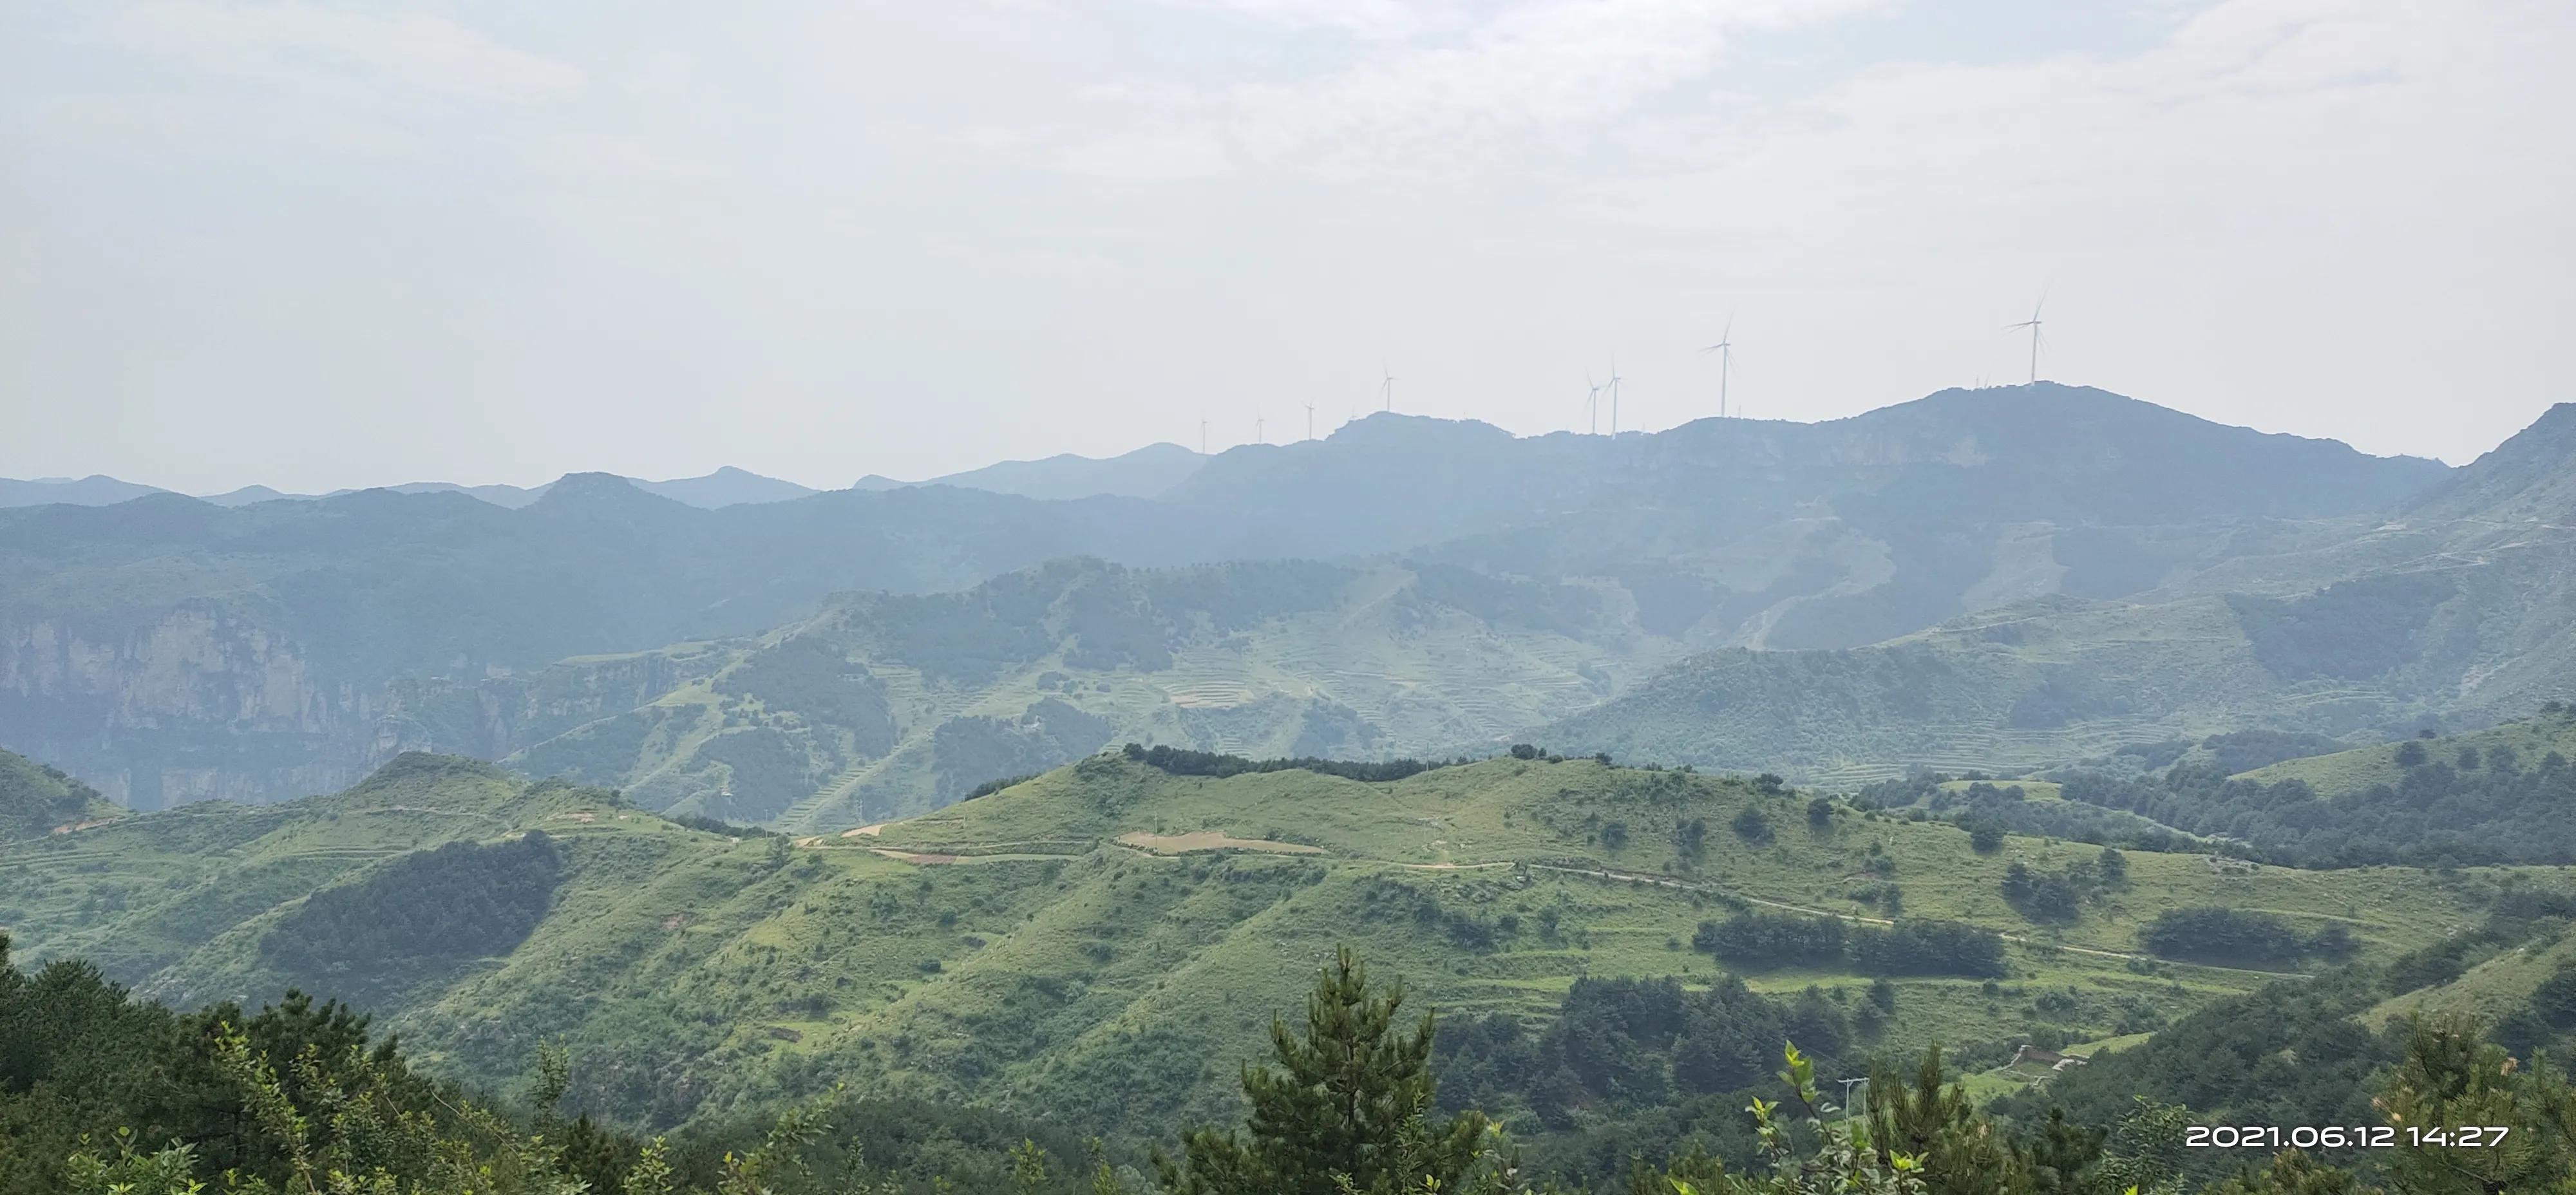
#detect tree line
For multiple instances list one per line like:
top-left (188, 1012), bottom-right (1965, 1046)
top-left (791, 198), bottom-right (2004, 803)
top-left (12, 928), bottom-right (2576, 1192)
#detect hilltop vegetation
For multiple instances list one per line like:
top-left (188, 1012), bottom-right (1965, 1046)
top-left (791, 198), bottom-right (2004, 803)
top-left (258, 831), bottom-right (564, 1007)
top-left (1860, 708), bottom-right (2576, 869)
top-left (12, 919), bottom-right (2576, 1194)
top-left (2010, 881), bottom-right (2576, 1158)
top-left (0, 749), bottom-right (119, 841)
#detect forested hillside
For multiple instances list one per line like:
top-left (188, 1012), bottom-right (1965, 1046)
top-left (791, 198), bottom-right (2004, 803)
top-left (1532, 400), bottom-right (2576, 782)
top-left (11, 915), bottom-right (2576, 1194)
top-left (500, 557), bottom-right (1698, 826)
top-left (6, 746), bottom-right (2563, 1158)
top-left (1857, 708), bottom-right (2576, 869)
top-left (0, 749), bottom-right (120, 842)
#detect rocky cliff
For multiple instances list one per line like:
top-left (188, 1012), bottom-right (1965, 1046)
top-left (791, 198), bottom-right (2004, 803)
top-left (0, 603), bottom-right (717, 808)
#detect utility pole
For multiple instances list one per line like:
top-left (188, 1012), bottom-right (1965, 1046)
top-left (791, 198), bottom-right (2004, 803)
top-left (1839, 1077), bottom-right (1870, 1120)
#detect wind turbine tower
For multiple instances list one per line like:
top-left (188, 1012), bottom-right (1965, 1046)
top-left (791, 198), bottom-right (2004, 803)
top-left (1254, 410), bottom-right (1265, 444)
top-left (1585, 372), bottom-right (1602, 434)
top-left (1300, 400), bottom-right (1316, 440)
top-left (2005, 291), bottom-right (2046, 385)
top-left (1199, 419), bottom-right (1209, 455)
top-left (1700, 315), bottom-right (1734, 418)
top-left (1379, 364), bottom-right (1396, 412)
top-left (1605, 357), bottom-right (1624, 435)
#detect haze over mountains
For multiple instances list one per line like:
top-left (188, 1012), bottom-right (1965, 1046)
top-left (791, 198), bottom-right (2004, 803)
top-left (3, 383), bottom-right (2563, 821)
top-left (0, 444), bottom-right (1217, 511)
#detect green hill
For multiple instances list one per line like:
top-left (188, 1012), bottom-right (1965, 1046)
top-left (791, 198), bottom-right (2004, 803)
top-left (6, 748), bottom-right (2562, 1144)
top-left (1859, 709), bottom-right (2576, 870)
top-left (1531, 403), bottom-right (2576, 782)
top-left (495, 557), bottom-right (1698, 828)
top-left (0, 749), bottom-right (121, 842)
top-left (1528, 595), bottom-right (2296, 784)
top-left (2237, 706), bottom-right (2576, 791)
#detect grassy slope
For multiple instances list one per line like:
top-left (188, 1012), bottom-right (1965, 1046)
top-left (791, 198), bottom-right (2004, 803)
top-left (2235, 711), bottom-right (2576, 791)
top-left (1530, 404), bottom-right (2576, 783)
top-left (1533, 595), bottom-right (2306, 784)
top-left (1538, 519), bottom-right (2576, 786)
top-left (503, 561), bottom-right (1700, 832)
top-left (0, 749), bottom-right (122, 842)
top-left (0, 756), bottom-right (606, 985)
top-left (2366, 928), bottom-right (2576, 1030)
top-left (8, 751), bottom-right (2564, 1142)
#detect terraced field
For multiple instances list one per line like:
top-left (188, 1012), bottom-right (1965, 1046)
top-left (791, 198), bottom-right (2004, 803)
top-left (10, 746), bottom-right (2566, 1141)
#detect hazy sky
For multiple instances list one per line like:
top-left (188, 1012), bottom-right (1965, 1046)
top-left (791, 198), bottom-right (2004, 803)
top-left (5, 0), bottom-right (2571, 493)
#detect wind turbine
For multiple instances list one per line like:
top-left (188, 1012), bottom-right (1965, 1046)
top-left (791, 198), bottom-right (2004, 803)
top-left (1700, 315), bottom-right (1734, 418)
top-left (1605, 356), bottom-right (1624, 435)
top-left (1199, 419), bottom-right (1209, 454)
top-left (2005, 289), bottom-right (2047, 385)
top-left (1379, 364), bottom-right (1396, 412)
top-left (1300, 400), bottom-right (1316, 440)
top-left (1254, 409), bottom-right (1265, 444)
top-left (1584, 372), bottom-right (1602, 434)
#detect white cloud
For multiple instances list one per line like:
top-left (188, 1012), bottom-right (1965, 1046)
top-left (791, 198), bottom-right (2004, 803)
top-left (1118, 0), bottom-right (1891, 176)
top-left (97, 3), bottom-right (585, 104)
top-left (1159, 0), bottom-right (1452, 40)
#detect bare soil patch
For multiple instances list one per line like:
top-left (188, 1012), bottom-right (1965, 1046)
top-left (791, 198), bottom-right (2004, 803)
top-left (872, 848), bottom-right (961, 865)
top-left (1115, 831), bottom-right (1324, 855)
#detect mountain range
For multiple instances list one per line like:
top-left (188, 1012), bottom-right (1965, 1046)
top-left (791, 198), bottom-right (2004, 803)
top-left (853, 442), bottom-right (1208, 501)
top-left (8, 383), bottom-right (2565, 820)
top-left (0, 444), bottom-right (1214, 511)
top-left (1533, 402), bottom-right (2576, 782)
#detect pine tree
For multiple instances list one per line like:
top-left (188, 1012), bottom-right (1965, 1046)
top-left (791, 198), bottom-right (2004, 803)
top-left (2375, 1015), bottom-right (2576, 1194)
top-left (1866, 1048), bottom-right (2034, 1195)
top-left (1157, 946), bottom-right (1490, 1195)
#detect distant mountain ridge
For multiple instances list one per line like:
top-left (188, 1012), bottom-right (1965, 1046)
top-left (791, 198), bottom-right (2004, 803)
top-left (1, 467), bottom-right (822, 511)
top-left (5, 445), bottom-right (1208, 511)
top-left (2404, 401), bottom-right (2576, 524)
top-left (1528, 397), bottom-right (2576, 780)
top-left (0, 384), bottom-right (2506, 812)
top-left (858, 442), bottom-right (1208, 500)
top-left (0, 475), bottom-right (168, 507)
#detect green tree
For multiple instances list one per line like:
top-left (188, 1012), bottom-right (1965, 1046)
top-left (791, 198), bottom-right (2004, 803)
top-left (2376, 1015), bottom-right (2576, 1195)
top-left (1671, 1042), bottom-right (1927, 1195)
top-left (2207, 1149), bottom-right (2376, 1194)
top-left (1864, 1048), bottom-right (2032, 1195)
top-left (1157, 946), bottom-right (1492, 1195)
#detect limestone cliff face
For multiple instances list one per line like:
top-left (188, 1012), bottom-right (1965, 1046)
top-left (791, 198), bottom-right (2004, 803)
top-left (2, 604), bottom-right (330, 730)
top-left (0, 603), bottom-right (706, 809)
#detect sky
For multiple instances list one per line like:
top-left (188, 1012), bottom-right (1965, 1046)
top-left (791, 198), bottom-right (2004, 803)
top-left (3, 0), bottom-right (2571, 494)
